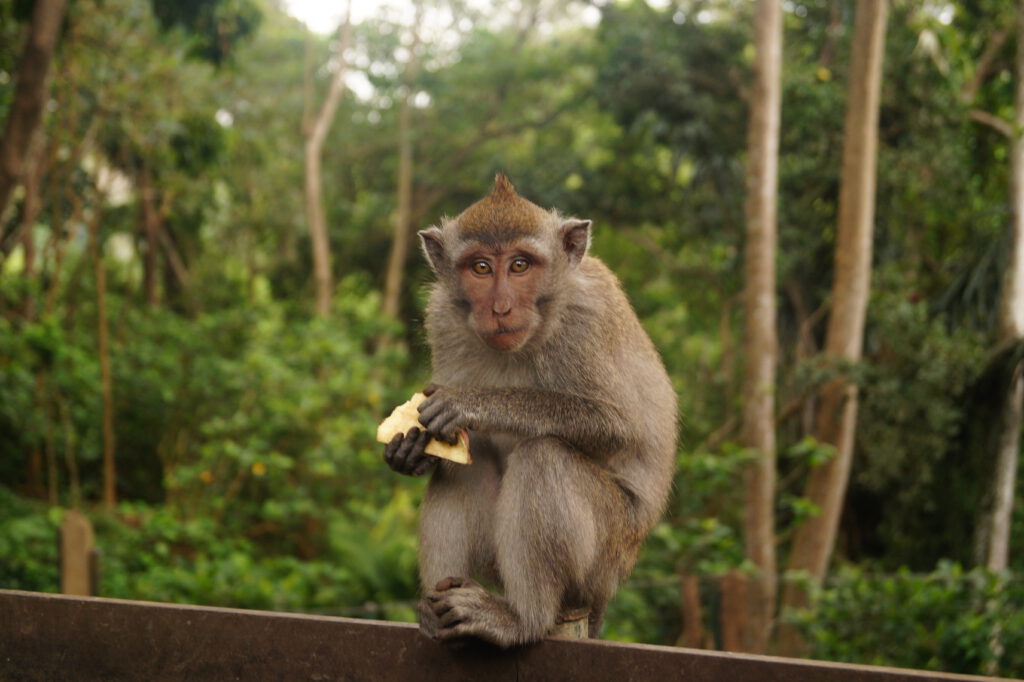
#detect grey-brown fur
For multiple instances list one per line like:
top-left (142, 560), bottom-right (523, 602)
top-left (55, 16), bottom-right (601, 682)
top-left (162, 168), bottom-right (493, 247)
top-left (383, 175), bottom-right (677, 647)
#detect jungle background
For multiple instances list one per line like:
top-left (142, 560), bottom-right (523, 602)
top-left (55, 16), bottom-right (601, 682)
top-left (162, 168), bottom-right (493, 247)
top-left (2, 0), bottom-right (1024, 676)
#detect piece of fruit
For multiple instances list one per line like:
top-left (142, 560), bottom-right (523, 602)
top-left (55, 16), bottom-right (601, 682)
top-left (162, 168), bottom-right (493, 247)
top-left (376, 392), bottom-right (471, 465)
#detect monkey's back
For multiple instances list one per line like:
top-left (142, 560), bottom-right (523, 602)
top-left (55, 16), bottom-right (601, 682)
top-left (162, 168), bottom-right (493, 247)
top-left (572, 257), bottom-right (678, 527)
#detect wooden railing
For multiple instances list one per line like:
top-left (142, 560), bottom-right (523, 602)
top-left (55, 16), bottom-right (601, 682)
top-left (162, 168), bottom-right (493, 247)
top-left (0, 589), bottom-right (1010, 681)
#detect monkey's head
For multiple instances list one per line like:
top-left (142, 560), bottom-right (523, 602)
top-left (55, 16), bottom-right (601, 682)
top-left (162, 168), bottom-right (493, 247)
top-left (419, 175), bottom-right (592, 352)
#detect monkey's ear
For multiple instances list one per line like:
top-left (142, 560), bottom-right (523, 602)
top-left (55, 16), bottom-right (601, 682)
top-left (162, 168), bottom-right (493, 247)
top-left (418, 227), bottom-right (447, 273)
top-left (560, 219), bottom-right (592, 268)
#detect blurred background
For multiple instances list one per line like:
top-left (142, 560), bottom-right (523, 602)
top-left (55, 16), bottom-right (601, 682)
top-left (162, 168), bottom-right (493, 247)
top-left (1, 0), bottom-right (1023, 676)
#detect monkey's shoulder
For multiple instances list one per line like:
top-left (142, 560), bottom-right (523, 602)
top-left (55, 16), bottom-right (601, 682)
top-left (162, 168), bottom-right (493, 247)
top-left (569, 257), bottom-right (652, 340)
top-left (577, 255), bottom-right (622, 287)
top-left (576, 257), bottom-right (635, 310)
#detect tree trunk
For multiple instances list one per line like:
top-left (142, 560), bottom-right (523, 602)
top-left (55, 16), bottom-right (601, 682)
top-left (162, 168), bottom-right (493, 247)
top-left (382, 86), bottom-right (416, 319)
top-left (0, 0), bottom-right (67, 224)
top-left (18, 133), bottom-right (46, 320)
top-left (719, 571), bottom-right (749, 652)
top-left (383, 1), bottom-right (424, 320)
top-left (26, 372), bottom-right (47, 497)
top-left (676, 574), bottom-right (706, 649)
top-left (985, 0), bottom-right (1024, 573)
top-left (738, 0), bottom-right (782, 655)
top-left (88, 205), bottom-right (116, 510)
top-left (988, 370), bottom-right (1022, 571)
top-left (775, 0), bottom-right (888, 657)
top-left (303, 3), bottom-right (352, 317)
top-left (140, 166), bottom-right (160, 306)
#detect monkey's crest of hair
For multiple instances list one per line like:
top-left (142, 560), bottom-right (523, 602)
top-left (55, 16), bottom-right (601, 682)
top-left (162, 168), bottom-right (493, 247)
top-left (454, 174), bottom-right (550, 242)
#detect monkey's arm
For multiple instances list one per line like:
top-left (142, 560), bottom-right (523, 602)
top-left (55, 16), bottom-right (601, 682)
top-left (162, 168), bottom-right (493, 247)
top-left (418, 386), bottom-right (634, 457)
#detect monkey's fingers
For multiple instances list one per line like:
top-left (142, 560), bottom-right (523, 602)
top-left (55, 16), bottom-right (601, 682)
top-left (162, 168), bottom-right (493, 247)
top-left (416, 393), bottom-right (444, 424)
top-left (431, 598), bottom-right (454, 618)
top-left (411, 452), bottom-right (440, 477)
top-left (418, 598), bottom-right (442, 640)
top-left (383, 432), bottom-right (405, 469)
top-left (384, 428), bottom-right (431, 476)
top-left (418, 398), bottom-right (463, 445)
top-left (402, 428), bottom-right (433, 473)
top-left (434, 576), bottom-right (476, 591)
top-left (437, 608), bottom-right (465, 629)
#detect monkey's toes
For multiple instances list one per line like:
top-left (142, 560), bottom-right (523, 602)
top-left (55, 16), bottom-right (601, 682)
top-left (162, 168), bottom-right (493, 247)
top-left (434, 576), bottom-right (477, 592)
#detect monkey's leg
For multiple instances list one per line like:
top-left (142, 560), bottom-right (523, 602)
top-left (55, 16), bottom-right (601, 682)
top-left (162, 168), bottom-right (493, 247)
top-left (417, 456), bottom-right (500, 638)
top-left (426, 437), bottom-right (632, 647)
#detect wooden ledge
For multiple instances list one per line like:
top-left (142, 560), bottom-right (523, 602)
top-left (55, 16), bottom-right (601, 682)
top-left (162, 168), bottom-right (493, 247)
top-left (0, 589), bottom-right (1007, 681)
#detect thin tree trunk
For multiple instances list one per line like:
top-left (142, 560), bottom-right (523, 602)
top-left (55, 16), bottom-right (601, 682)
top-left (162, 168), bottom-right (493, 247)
top-left (45, 397), bottom-right (58, 505)
top-left (382, 1), bottom-right (424, 319)
top-left (0, 0), bottom-right (67, 224)
top-left (776, 0), bottom-right (888, 657)
top-left (962, 26), bottom-right (1010, 105)
top-left (738, 0), bottom-right (782, 655)
top-left (140, 166), bottom-right (160, 305)
top-left (14, 129), bottom-right (51, 318)
top-left (19, 138), bottom-right (43, 319)
top-left (382, 81), bottom-right (416, 318)
top-left (989, 370), bottom-right (1022, 571)
top-left (26, 372), bottom-right (46, 497)
top-left (986, 0), bottom-right (1024, 573)
top-left (720, 571), bottom-right (749, 652)
top-left (57, 392), bottom-right (81, 508)
top-left (817, 0), bottom-right (842, 69)
top-left (676, 574), bottom-right (705, 649)
top-left (303, 3), bottom-right (352, 318)
top-left (88, 205), bottom-right (116, 509)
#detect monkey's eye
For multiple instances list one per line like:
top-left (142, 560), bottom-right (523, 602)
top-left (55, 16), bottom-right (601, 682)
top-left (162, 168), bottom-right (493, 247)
top-left (510, 258), bottom-right (530, 274)
top-left (471, 261), bottom-right (493, 275)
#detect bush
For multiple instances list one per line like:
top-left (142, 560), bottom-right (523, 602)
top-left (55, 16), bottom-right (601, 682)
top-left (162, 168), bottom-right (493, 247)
top-left (798, 562), bottom-right (1024, 678)
top-left (0, 489), bottom-right (60, 592)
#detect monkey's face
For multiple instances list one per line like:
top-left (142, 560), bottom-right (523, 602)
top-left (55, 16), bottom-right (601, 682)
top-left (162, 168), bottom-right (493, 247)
top-left (456, 243), bottom-right (548, 352)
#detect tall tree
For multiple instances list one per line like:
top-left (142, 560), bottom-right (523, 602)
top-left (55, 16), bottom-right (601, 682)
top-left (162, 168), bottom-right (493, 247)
top-left (382, 0), bottom-right (423, 320)
top-left (0, 0), bottom-right (68, 227)
top-left (88, 197), bottom-right (116, 509)
top-left (303, 3), bottom-right (352, 317)
top-left (139, 165), bottom-right (162, 305)
top-left (985, 0), bottom-right (1024, 573)
top-left (738, 0), bottom-right (782, 655)
top-left (776, 0), bottom-right (888, 656)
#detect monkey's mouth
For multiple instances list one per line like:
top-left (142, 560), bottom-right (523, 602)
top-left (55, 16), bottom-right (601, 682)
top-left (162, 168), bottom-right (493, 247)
top-left (482, 326), bottom-right (528, 350)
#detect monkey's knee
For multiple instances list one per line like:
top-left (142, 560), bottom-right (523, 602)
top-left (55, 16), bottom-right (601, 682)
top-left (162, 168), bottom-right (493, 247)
top-left (504, 437), bottom-right (588, 483)
top-left (498, 439), bottom-right (602, 578)
top-left (504, 437), bottom-right (614, 510)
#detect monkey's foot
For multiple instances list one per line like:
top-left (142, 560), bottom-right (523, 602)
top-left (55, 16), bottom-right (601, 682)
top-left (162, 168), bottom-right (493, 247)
top-left (419, 577), bottom-right (521, 647)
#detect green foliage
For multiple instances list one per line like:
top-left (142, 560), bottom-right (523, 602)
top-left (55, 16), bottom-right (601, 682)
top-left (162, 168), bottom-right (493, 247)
top-left (852, 275), bottom-right (989, 567)
top-left (0, 489), bottom-right (60, 591)
top-left (0, 275), bottom-right (425, 615)
top-left (150, 0), bottom-right (262, 65)
top-left (92, 492), bottom-right (420, 621)
top-left (798, 563), bottom-right (1024, 678)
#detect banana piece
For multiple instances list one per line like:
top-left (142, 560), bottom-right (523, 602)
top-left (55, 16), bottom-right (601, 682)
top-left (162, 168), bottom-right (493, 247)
top-left (377, 392), bottom-right (471, 465)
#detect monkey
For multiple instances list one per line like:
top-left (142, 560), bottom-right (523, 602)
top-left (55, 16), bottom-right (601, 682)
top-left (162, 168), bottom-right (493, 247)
top-left (383, 174), bottom-right (677, 648)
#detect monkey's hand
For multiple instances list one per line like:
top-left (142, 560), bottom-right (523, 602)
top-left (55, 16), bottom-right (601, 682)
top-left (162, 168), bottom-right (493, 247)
top-left (383, 428), bottom-right (439, 477)
top-left (418, 385), bottom-right (479, 445)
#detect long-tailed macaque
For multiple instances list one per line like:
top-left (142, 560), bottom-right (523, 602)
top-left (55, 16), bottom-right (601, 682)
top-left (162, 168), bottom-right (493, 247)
top-left (383, 175), bottom-right (677, 647)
